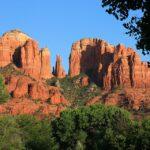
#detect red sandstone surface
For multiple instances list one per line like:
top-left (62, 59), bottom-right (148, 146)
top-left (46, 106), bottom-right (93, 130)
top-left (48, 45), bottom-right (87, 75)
top-left (53, 55), bottom-right (66, 78)
top-left (0, 30), bottom-right (52, 79)
top-left (0, 30), bottom-right (150, 117)
top-left (69, 38), bottom-right (150, 89)
top-left (86, 88), bottom-right (150, 111)
top-left (0, 74), bottom-right (70, 117)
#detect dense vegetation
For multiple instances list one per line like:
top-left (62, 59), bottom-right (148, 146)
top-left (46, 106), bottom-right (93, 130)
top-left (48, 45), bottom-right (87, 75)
top-left (0, 74), bottom-right (10, 104)
top-left (47, 74), bottom-right (101, 107)
top-left (0, 104), bottom-right (149, 150)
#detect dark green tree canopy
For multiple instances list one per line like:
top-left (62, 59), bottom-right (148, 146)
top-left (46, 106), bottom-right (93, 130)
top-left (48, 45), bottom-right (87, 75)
top-left (101, 0), bottom-right (150, 55)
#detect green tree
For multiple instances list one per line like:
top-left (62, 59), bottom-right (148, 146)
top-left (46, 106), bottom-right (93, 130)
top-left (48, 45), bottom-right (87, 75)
top-left (16, 115), bottom-right (57, 150)
top-left (52, 104), bottom-right (131, 150)
top-left (0, 116), bottom-right (25, 150)
top-left (127, 119), bottom-right (150, 150)
top-left (0, 75), bottom-right (10, 104)
top-left (100, 0), bottom-right (150, 55)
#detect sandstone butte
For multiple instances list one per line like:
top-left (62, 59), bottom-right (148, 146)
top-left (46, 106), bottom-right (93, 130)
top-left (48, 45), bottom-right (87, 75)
top-left (0, 30), bottom-right (150, 117)
top-left (69, 38), bottom-right (150, 90)
top-left (0, 30), bottom-right (69, 117)
top-left (0, 29), bottom-right (53, 79)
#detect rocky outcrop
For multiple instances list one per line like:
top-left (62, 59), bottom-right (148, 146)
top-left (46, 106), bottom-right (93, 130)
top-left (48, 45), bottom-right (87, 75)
top-left (0, 30), bottom-right (52, 79)
top-left (53, 55), bottom-right (66, 78)
top-left (0, 98), bottom-right (66, 117)
top-left (20, 40), bottom-right (52, 79)
top-left (5, 75), bottom-right (69, 104)
top-left (85, 87), bottom-right (150, 111)
top-left (40, 48), bottom-right (52, 79)
top-left (0, 74), bottom-right (70, 117)
top-left (103, 88), bottom-right (150, 111)
top-left (0, 30), bottom-right (150, 117)
top-left (0, 30), bottom-right (30, 67)
top-left (69, 38), bottom-right (150, 89)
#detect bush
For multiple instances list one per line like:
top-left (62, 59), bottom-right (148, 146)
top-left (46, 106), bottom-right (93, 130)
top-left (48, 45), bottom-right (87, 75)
top-left (0, 74), bottom-right (10, 104)
top-left (0, 116), bottom-right (25, 150)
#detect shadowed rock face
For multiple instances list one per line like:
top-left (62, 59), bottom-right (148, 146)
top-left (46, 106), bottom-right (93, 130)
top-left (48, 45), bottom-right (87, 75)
top-left (69, 38), bottom-right (150, 89)
top-left (0, 30), bottom-right (52, 79)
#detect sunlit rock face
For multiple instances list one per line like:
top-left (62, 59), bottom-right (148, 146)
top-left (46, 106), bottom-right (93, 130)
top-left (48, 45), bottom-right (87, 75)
top-left (0, 30), bottom-right (52, 79)
top-left (69, 38), bottom-right (150, 89)
top-left (53, 55), bottom-right (66, 78)
top-left (0, 30), bottom-right (30, 67)
top-left (0, 74), bottom-right (69, 117)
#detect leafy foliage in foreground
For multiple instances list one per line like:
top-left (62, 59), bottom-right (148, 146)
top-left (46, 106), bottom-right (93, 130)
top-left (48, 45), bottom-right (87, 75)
top-left (52, 105), bottom-right (131, 150)
top-left (0, 105), bottom-right (150, 150)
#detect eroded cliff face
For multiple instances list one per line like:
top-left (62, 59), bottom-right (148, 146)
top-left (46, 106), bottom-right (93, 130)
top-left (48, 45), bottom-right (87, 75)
top-left (69, 38), bottom-right (150, 89)
top-left (20, 40), bottom-right (52, 79)
top-left (0, 30), bottom-right (52, 79)
top-left (0, 30), bottom-right (30, 67)
top-left (0, 30), bottom-right (150, 117)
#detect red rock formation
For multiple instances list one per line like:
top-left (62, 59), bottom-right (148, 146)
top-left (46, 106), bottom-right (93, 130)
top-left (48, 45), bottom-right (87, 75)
top-left (20, 40), bottom-right (52, 79)
top-left (102, 88), bottom-right (150, 111)
top-left (0, 30), bottom-right (30, 67)
top-left (0, 30), bottom-right (149, 117)
top-left (5, 75), bottom-right (69, 104)
top-left (40, 48), bottom-right (52, 79)
top-left (85, 87), bottom-right (150, 111)
top-left (0, 98), bottom-right (67, 117)
top-left (28, 82), bottom-right (50, 101)
top-left (69, 38), bottom-right (150, 89)
top-left (53, 55), bottom-right (66, 78)
top-left (0, 30), bottom-right (52, 79)
top-left (20, 39), bottom-right (41, 79)
top-left (0, 74), bottom-right (70, 117)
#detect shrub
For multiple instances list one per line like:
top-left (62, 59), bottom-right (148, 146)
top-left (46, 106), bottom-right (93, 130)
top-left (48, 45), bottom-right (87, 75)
top-left (0, 74), bottom-right (10, 104)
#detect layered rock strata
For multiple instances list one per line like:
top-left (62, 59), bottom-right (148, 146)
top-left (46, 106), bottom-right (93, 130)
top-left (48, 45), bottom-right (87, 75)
top-left (0, 30), bottom-right (52, 79)
top-left (69, 38), bottom-right (150, 89)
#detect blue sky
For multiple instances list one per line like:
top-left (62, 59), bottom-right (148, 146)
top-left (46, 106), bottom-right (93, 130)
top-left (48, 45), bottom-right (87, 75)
top-left (0, 0), bottom-right (149, 71)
